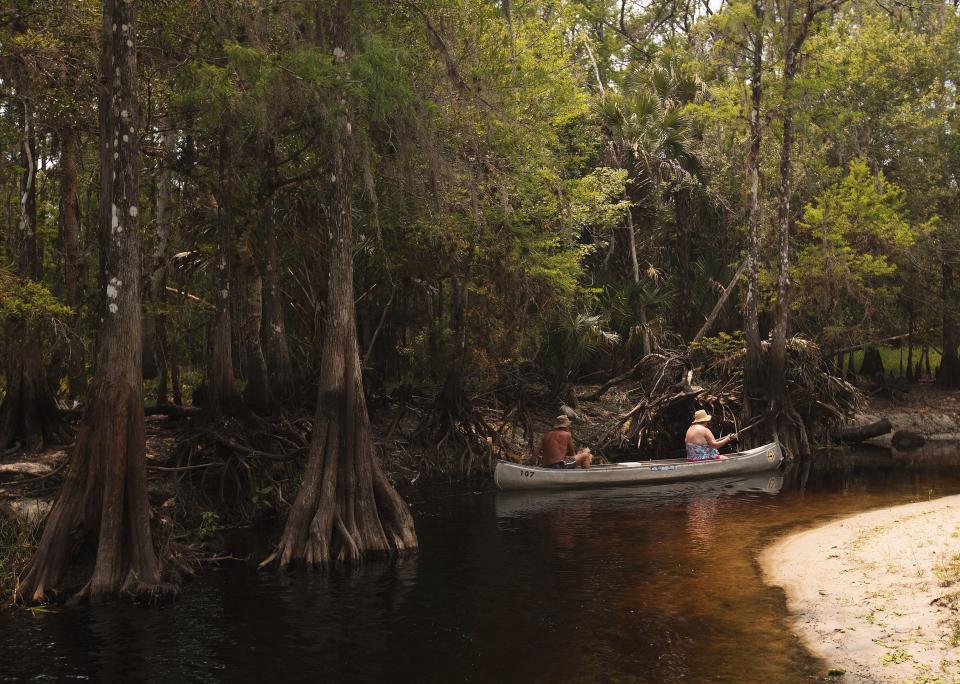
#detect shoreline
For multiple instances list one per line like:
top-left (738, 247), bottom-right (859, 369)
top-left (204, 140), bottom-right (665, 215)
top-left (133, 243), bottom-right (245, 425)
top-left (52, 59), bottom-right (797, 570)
top-left (761, 494), bottom-right (960, 683)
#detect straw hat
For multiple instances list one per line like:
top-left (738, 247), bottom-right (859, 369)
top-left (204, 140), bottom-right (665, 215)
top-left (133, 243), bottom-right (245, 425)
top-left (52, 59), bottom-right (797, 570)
top-left (692, 409), bottom-right (712, 424)
top-left (553, 415), bottom-right (572, 429)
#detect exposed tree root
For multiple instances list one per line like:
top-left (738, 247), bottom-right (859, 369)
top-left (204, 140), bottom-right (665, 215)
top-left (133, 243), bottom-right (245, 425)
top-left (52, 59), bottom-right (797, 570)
top-left (600, 338), bottom-right (858, 458)
top-left (16, 385), bottom-right (167, 605)
top-left (413, 373), bottom-right (501, 478)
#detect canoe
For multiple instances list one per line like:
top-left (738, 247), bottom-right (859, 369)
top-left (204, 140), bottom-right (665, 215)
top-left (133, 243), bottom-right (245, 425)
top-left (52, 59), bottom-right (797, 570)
top-left (493, 441), bottom-right (783, 491)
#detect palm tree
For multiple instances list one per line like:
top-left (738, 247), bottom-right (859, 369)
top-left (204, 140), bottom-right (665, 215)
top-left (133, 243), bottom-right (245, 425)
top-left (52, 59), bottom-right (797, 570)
top-left (598, 57), bottom-right (702, 353)
top-left (538, 311), bottom-right (620, 407)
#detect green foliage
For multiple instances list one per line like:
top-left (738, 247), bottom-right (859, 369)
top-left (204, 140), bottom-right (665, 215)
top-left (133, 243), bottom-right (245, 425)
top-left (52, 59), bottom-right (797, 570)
top-left (197, 511), bottom-right (223, 540)
top-left (793, 159), bottom-right (923, 346)
top-left (0, 268), bottom-right (71, 326)
top-left (537, 310), bottom-right (620, 388)
top-left (691, 331), bottom-right (746, 359)
top-left (880, 648), bottom-right (912, 665)
top-left (568, 167), bottom-right (630, 237)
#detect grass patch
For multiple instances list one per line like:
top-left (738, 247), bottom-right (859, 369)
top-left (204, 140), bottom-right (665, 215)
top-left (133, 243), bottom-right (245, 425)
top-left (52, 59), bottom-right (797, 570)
top-left (0, 515), bottom-right (36, 604)
top-left (880, 648), bottom-right (912, 665)
top-left (933, 554), bottom-right (960, 588)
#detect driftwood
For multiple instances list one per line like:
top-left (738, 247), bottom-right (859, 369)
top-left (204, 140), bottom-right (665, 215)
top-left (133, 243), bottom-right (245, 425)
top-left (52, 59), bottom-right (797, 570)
top-left (834, 418), bottom-right (892, 444)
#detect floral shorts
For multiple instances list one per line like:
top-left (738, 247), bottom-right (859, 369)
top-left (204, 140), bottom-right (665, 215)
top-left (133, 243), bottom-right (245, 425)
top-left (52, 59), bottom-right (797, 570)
top-left (686, 443), bottom-right (719, 461)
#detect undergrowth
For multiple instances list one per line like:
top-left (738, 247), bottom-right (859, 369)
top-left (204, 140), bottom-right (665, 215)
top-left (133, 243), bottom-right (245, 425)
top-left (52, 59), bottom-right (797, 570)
top-left (0, 515), bottom-right (36, 603)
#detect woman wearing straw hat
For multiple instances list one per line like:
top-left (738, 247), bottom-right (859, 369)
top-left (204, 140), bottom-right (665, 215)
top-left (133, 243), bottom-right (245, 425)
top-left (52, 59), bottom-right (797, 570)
top-left (533, 415), bottom-right (592, 469)
top-left (684, 409), bottom-right (737, 461)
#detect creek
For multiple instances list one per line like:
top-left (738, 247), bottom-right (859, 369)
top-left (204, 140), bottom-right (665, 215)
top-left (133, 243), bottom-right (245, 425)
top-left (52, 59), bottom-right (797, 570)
top-left (2, 447), bottom-right (960, 683)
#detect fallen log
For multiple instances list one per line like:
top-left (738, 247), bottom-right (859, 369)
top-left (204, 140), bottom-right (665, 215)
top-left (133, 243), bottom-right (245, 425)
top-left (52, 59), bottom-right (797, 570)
top-left (834, 418), bottom-right (892, 444)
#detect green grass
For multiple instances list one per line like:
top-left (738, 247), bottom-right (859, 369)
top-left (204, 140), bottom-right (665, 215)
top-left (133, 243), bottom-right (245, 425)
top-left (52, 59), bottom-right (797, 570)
top-left (846, 344), bottom-right (942, 380)
top-left (880, 648), bottom-right (912, 665)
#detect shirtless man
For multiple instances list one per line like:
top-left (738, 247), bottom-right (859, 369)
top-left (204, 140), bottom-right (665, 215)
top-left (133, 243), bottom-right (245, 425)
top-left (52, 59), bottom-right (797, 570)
top-left (684, 409), bottom-right (737, 461)
top-left (534, 415), bottom-right (592, 469)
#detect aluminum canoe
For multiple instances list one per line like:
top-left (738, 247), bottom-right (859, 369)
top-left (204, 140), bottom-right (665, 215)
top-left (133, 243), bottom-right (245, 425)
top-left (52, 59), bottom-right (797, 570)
top-left (493, 441), bottom-right (784, 491)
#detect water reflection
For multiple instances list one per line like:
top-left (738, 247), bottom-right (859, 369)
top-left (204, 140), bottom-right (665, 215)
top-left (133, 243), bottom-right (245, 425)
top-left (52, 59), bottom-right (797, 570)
top-left (1, 449), bottom-right (959, 683)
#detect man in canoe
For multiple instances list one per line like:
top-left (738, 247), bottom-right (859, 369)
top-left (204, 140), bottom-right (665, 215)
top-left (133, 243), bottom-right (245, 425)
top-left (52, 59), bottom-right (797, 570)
top-left (684, 409), bottom-right (737, 461)
top-left (533, 415), bottom-right (592, 469)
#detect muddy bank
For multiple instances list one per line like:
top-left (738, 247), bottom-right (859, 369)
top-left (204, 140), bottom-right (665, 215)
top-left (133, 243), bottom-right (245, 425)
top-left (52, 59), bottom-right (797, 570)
top-left (761, 495), bottom-right (960, 683)
top-left (849, 386), bottom-right (960, 452)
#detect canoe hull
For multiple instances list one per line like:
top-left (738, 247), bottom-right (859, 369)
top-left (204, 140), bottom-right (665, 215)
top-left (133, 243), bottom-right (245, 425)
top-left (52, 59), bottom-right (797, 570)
top-left (493, 442), bottom-right (784, 491)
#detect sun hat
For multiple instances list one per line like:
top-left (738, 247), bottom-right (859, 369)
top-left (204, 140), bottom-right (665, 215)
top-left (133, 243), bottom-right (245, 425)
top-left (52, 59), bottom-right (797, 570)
top-left (553, 415), bottom-right (572, 429)
top-left (692, 409), bottom-right (711, 424)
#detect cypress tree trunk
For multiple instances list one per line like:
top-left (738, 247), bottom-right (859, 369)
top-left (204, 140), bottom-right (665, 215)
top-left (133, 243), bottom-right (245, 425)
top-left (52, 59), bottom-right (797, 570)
top-left (0, 99), bottom-right (71, 451)
top-left (906, 305), bottom-right (915, 382)
top-left (674, 187), bottom-right (693, 338)
top-left (766, 2), bottom-right (810, 457)
top-left (937, 257), bottom-right (960, 387)
top-left (742, 0), bottom-right (765, 432)
top-left (263, 203), bottom-right (295, 402)
top-left (206, 129), bottom-right (244, 416)
top-left (144, 118), bottom-right (176, 403)
top-left (266, 10), bottom-right (416, 565)
top-left (61, 126), bottom-right (86, 399)
top-left (19, 0), bottom-right (162, 603)
top-left (236, 222), bottom-right (273, 414)
top-left (267, 111), bottom-right (416, 568)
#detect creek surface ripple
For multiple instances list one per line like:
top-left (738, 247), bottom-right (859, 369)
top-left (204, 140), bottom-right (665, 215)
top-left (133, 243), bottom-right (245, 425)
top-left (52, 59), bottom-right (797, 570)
top-left (2, 447), bottom-right (960, 683)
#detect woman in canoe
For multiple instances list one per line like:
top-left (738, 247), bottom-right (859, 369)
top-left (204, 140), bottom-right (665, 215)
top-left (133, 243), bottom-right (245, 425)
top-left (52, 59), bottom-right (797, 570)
top-left (684, 409), bottom-right (737, 461)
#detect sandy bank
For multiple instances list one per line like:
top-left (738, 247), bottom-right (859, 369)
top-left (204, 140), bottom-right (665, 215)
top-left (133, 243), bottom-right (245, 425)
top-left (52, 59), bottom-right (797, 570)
top-left (762, 495), bottom-right (960, 683)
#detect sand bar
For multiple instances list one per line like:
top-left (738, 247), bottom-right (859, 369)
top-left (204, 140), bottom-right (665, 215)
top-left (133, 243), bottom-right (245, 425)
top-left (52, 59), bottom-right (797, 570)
top-left (762, 495), bottom-right (960, 683)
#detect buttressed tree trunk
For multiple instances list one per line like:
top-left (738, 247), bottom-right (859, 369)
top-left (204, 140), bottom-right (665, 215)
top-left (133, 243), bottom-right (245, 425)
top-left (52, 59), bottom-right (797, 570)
top-left (18, 0), bottom-right (162, 602)
top-left (0, 99), bottom-right (72, 451)
top-left (265, 46), bottom-right (416, 567)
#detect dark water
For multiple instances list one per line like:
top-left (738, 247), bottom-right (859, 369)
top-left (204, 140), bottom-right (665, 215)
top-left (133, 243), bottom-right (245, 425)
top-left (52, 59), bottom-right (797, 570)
top-left (4, 447), bottom-right (960, 683)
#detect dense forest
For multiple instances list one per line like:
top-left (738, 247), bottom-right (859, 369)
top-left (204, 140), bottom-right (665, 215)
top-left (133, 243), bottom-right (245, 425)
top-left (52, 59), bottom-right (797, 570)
top-left (1, 0), bottom-right (959, 601)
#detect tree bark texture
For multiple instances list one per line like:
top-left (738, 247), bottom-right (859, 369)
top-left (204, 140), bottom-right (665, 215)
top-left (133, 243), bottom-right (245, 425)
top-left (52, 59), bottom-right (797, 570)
top-left (0, 99), bottom-right (71, 451)
top-left (263, 206), bottom-right (295, 402)
top-left (236, 220), bottom-right (273, 414)
top-left (834, 418), bottom-right (892, 444)
top-left (742, 0), bottom-right (764, 427)
top-left (19, 0), bottom-right (162, 603)
top-left (206, 129), bottom-right (244, 416)
top-left (267, 96), bottom-right (416, 568)
top-left (61, 126), bottom-right (87, 398)
top-left (144, 119), bottom-right (176, 402)
top-left (937, 256), bottom-right (960, 387)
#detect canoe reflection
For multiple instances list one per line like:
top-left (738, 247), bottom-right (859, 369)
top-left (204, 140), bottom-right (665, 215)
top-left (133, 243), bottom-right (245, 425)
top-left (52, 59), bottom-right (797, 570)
top-left (494, 473), bottom-right (784, 519)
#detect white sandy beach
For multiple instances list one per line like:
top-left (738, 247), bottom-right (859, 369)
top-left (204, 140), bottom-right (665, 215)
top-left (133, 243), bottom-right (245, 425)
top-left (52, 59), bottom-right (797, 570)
top-left (762, 494), bottom-right (960, 683)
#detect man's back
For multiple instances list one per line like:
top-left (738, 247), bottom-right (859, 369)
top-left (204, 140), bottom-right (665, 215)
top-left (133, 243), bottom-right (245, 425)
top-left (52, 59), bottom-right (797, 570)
top-left (538, 429), bottom-right (574, 465)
